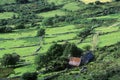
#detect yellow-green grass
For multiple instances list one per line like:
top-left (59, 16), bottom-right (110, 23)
top-left (0, 37), bottom-right (40, 49)
top-left (79, 31), bottom-right (120, 48)
top-left (45, 33), bottom-right (76, 43)
top-left (63, 2), bottom-right (80, 11)
top-left (0, 12), bottom-right (17, 19)
top-left (9, 64), bottom-right (36, 77)
top-left (47, 0), bottom-right (70, 5)
top-left (0, 29), bottom-right (37, 39)
top-left (39, 44), bottom-right (52, 53)
top-left (0, 46), bottom-right (39, 58)
top-left (0, 0), bottom-right (15, 5)
top-left (95, 26), bottom-right (119, 33)
top-left (99, 31), bottom-right (120, 47)
top-left (89, 13), bottom-right (120, 20)
top-left (22, 56), bottom-right (36, 63)
top-left (37, 10), bottom-right (66, 18)
top-left (81, 0), bottom-right (112, 4)
top-left (46, 25), bottom-right (81, 34)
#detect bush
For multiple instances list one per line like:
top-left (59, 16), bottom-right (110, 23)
top-left (46, 43), bottom-right (64, 60)
top-left (21, 72), bottom-right (38, 80)
top-left (36, 28), bottom-right (45, 37)
top-left (16, 0), bottom-right (29, 4)
top-left (0, 26), bottom-right (13, 33)
top-left (15, 24), bottom-right (25, 29)
top-left (42, 17), bottom-right (53, 26)
top-left (63, 43), bottom-right (83, 57)
top-left (1, 53), bottom-right (20, 67)
top-left (35, 54), bottom-right (48, 69)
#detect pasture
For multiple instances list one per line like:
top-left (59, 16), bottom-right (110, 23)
top-left (0, 0), bottom-right (120, 79)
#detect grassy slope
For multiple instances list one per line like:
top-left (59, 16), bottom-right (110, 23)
top-left (0, 12), bottom-right (17, 19)
top-left (0, 0), bottom-right (120, 79)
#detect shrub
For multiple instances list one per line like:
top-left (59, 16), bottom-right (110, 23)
top-left (16, 0), bottom-right (29, 4)
top-left (21, 72), bottom-right (38, 80)
top-left (63, 43), bottom-right (83, 57)
top-left (1, 53), bottom-right (20, 67)
top-left (46, 43), bottom-right (64, 60)
top-left (15, 24), bottom-right (25, 29)
top-left (0, 26), bottom-right (13, 33)
top-left (36, 28), bottom-right (45, 37)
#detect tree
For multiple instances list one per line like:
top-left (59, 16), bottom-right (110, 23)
top-left (21, 72), bottom-right (38, 80)
top-left (42, 17), bottom-right (53, 26)
top-left (1, 53), bottom-right (20, 67)
top-left (35, 54), bottom-right (48, 69)
top-left (35, 43), bottom-right (64, 70)
top-left (95, 1), bottom-right (102, 5)
top-left (16, 0), bottom-right (29, 4)
top-left (0, 26), bottom-right (13, 33)
top-left (36, 28), bottom-right (45, 37)
top-left (63, 43), bottom-right (83, 57)
top-left (77, 26), bottom-right (94, 42)
top-left (46, 43), bottom-right (64, 59)
top-left (15, 23), bottom-right (25, 29)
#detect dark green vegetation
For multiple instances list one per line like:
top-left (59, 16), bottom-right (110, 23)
top-left (0, 0), bottom-right (120, 80)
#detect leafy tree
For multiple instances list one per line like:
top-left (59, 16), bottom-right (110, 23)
top-left (63, 43), bottom-right (83, 57)
top-left (15, 23), bottom-right (25, 29)
top-left (35, 43), bottom-right (64, 70)
top-left (77, 26), bottom-right (94, 42)
top-left (1, 53), bottom-right (20, 67)
top-left (0, 26), bottom-right (13, 33)
top-left (42, 17), bottom-right (53, 26)
top-left (36, 28), bottom-right (45, 37)
top-left (21, 72), bottom-right (38, 80)
top-left (95, 1), bottom-right (102, 5)
top-left (35, 54), bottom-right (48, 69)
top-left (16, 0), bottom-right (29, 4)
top-left (46, 43), bottom-right (64, 60)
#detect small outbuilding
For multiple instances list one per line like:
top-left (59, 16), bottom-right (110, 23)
top-left (69, 57), bottom-right (81, 67)
top-left (81, 51), bottom-right (94, 64)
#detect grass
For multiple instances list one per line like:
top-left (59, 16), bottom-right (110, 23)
top-left (0, 0), bottom-right (15, 5)
top-left (92, 13), bottom-right (120, 19)
top-left (37, 10), bottom-right (66, 18)
top-left (62, 2), bottom-right (80, 11)
top-left (47, 0), bottom-right (71, 5)
top-left (99, 31), bottom-right (120, 47)
top-left (0, 12), bottom-right (17, 19)
top-left (46, 25), bottom-right (80, 34)
top-left (95, 26), bottom-right (119, 33)
top-left (45, 33), bottom-right (76, 43)
top-left (0, 29), bottom-right (37, 39)
top-left (79, 31), bottom-right (120, 48)
top-left (0, 37), bottom-right (40, 48)
top-left (0, 46), bottom-right (38, 58)
top-left (0, 0), bottom-right (120, 79)
top-left (9, 64), bottom-right (36, 77)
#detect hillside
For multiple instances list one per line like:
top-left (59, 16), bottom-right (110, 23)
top-left (0, 0), bottom-right (120, 80)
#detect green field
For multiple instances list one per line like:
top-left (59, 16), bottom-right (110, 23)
top-left (0, 0), bottom-right (120, 79)
top-left (0, 12), bottom-right (17, 19)
top-left (37, 10), bottom-right (66, 17)
top-left (0, 0), bottom-right (15, 5)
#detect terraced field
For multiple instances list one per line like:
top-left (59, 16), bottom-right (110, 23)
top-left (0, 0), bottom-right (120, 80)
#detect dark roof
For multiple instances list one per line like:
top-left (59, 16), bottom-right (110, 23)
top-left (81, 51), bottom-right (94, 64)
